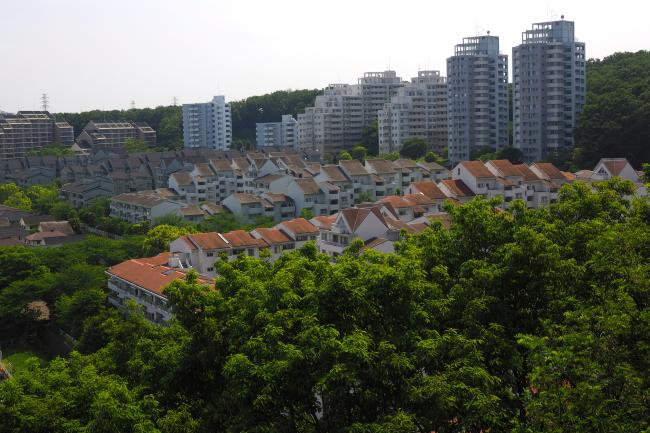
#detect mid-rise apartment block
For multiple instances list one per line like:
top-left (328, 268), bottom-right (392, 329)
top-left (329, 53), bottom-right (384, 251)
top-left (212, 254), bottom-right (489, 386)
top-left (0, 111), bottom-right (74, 160)
top-left (76, 121), bottom-right (156, 150)
top-left (513, 19), bottom-right (586, 162)
top-left (298, 71), bottom-right (403, 156)
top-left (182, 95), bottom-right (232, 150)
top-left (298, 84), bottom-right (363, 155)
top-left (256, 115), bottom-right (299, 148)
top-left (378, 70), bottom-right (448, 154)
top-left (447, 35), bottom-right (509, 164)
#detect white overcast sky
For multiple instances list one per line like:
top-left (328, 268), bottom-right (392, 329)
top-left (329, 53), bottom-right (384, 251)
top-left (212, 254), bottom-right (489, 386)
top-left (1, 0), bottom-right (648, 113)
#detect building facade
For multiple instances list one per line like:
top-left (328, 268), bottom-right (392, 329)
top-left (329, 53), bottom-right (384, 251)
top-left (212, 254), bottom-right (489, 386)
top-left (182, 95), bottom-right (232, 150)
top-left (0, 111), bottom-right (74, 160)
top-left (378, 70), bottom-right (448, 154)
top-left (256, 115), bottom-right (299, 148)
top-left (76, 121), bottom-right (156, 150)
top-left (447, 35), bottom-right (509, 164)
top-left (513, 19), bottom-right (586, 162)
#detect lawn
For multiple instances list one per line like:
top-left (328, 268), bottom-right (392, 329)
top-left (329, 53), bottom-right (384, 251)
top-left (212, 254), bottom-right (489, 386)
top-left (1, 345), bottom-right (47, 375)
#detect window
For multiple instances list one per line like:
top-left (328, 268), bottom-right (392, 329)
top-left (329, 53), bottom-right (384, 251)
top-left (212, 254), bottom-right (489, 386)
top-left (207, 267), bottom-right (214, 272)
top-left (206, 252), bottom-right (214, 257)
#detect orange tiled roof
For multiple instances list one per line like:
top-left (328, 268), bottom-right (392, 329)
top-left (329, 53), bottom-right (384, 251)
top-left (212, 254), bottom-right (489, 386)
top-left (107, 253), bottom-right (213, 296)
top-left (281, 218), bottom-right (319, 234)
top-left (410, 181), bottom-right (447, 199)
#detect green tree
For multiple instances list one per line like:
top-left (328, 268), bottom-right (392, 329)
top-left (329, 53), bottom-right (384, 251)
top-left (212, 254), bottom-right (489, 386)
top-left (338, 150), bottom-right (353, 161)
top-left (350, 145), bottom-right (367, 161)
top-left (143, 224), bottom-right (194, 256)
top-left (399, 137), bottom-right (427, 159)
top-left (299, 207), bottom-right (314, 220)
top-left (3, 191), bottom-right (32, 212)
top-left (494, 146), bottom-right (524, 164)
top-left (361, 120), bottom-right (379, 155)
top-left (424, 151), bottom-right (444, 164)
top-left (124, 137), bottom-right (151, 153)
top-left (0, 183), bottom-right (21, 203)
top-left (574, 51), bottom-right (650, 168)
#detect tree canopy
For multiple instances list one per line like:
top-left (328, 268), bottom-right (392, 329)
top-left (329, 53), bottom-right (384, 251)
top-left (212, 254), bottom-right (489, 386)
top-left (574, 51), bottom-right (650, 168)
top-left (1, 179), bottom-right (650, 432)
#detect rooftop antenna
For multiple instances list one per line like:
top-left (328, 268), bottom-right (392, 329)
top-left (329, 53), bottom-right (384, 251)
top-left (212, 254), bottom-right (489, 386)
top-left (41, 93), bottom-right (49, 111)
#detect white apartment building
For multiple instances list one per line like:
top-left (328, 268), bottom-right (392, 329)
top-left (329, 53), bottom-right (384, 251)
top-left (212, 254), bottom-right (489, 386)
top-left (513, 19), bottom-right (586, 162)
top-left (183, 96), bottom-right (232, 150)
top-left (256, 115), bottom-right (299, 148)
top-left (378, 71), bottom-right (448, 154)
top-left (298, 71), bottom-right (403, 156)
top-left (447, 35), bottom-right (509, 165)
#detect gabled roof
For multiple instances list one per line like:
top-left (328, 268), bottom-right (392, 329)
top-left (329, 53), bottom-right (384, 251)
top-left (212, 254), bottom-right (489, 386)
top-left (311, 215), bottom-right (337, 230)
top-left (321, 165), bottom-right (349, 182)
top-left (293, 178), bottom-right (321, 195)
top-left (487, 160), bottom-right (522, 177)
top-left (229, 193), bottom-right (265, 205)
top-left (39, 221), bottom-right (74, 235)
top-left (440, 179), bottom-right (475, 198)
top-left (209, 159), bottom-right (234, 172)
top-left (186, 232), bottom-right (230, 250)
top-left (513, 164), bottom-right (541, 182)
top-left (365, 159), bottom-right (397, 174)
top-left (598, 158), bottom-right (630, 176)
top-left (26, 230), bottom-right (68, 241)
top-left (459, 161), bottom-right (494, 178)
top-left (338, 159), bottom-right (369, 176)
top-left (262, 192), bottom-right (292, 203)
top-left (341, 207), bottom-right (387, 232)
top-left (178, 205), bottom-right (206, 217)
top-left (279, 218), bottom-right (319, 235)
top-left (252, 228), bottom-right (292, 245)
top-left (170, 171), bottom-right (193, 186)
top-left (410, 181), bottom-right (447, 199)
top-left (193, 163), bottom-right (215, 177)
top-left (531, 162), bottom-right (565, 180)
top-left (107, 253), bottom-right (213, 297)
top-left (223, 230), bottom-right (264, 248)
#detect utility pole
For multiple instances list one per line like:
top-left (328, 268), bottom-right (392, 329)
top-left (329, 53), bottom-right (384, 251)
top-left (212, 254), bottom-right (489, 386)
top-left (41, 93), bottom-right (49, 111)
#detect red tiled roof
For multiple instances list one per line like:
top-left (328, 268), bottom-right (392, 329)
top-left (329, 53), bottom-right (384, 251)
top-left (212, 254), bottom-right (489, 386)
top-left (252, 228), bottom-right (292, 245)
top-left (341, 207), bottom-right (387, 232)
top-left (26, 231), bottom-right (67, 241)
top-left (223, 230), bottom-right (262, 247)
top-left (460, 161), bottom-right (494, 178)
top-left (403, 193), bottom-right (434, 206)
top-left (321, 165), bottom-right (349, 182)
top-left (339, 160), bottom-right (369, 176)
top-left (533, 162), bottom-right (564, 180)
top-left (187, 232), bottom-right (229, 250)
top-left (441, 179), bottom-right (475, 198)
top-left (488, 159), bottom-right (522, 177)
top-left (107, 253), bottom-right (213, 297)
top-left (601, 158), bottom-right (629, 176)
top-left (561, 171), bottom-right (576, 181)
top-left (311, 215), bottom-right (336, 230)
top-left (410, 181), bottom-right (447, 199)
top-left (514, 164), bottom-right (541, 182)
top-left (280, 218), bottom-right (319, 234)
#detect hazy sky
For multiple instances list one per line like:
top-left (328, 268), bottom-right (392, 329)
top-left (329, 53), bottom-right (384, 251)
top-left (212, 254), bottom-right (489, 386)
top-left (1, 0), bottom-right (648, 113)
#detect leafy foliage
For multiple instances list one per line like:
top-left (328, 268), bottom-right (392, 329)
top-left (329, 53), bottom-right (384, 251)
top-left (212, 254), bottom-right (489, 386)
top-left (399, 137), bottom-right (427, 159)
top-left (1, 180), bottom-right (649, 432)
top-left (574, 51), bottom-right (650, 168)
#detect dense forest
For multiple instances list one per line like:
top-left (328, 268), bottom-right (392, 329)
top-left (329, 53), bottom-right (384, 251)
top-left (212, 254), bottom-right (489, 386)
top-left (1, 178), bottom-right (649, 432)
top-left (574, 50), bottom-right (650, 168)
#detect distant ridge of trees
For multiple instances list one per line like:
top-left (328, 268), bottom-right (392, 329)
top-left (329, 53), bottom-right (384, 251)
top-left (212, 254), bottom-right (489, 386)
top-left (56, 89), bottom-right (321, 151)
top-left (574, 50), bottom-right (650, 168)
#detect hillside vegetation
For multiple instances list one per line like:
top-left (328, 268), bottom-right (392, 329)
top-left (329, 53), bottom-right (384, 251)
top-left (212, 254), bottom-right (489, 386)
top-left (1, 179), bottom-right (649, 432)
top-left (575, 50), bottom-right (650, 168)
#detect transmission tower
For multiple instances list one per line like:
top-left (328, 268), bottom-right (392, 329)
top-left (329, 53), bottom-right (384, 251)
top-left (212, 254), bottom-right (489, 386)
top-left (130, 100), bottom-right (136, 109)
top-left (41, 94), bottom-right (49, 111)
top-left (172, 96), bottom-right (178, 106)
